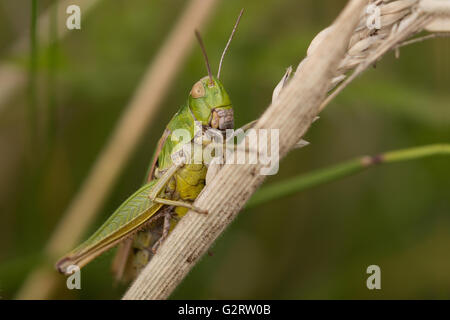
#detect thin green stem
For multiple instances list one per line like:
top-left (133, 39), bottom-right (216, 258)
top-left (383, 144), bottom-right (450, 162)
top-left (246, 144), bottom-right (450, 209)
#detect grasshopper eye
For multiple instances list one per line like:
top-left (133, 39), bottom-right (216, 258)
top-left (190, 81), bottom-right (205, 98)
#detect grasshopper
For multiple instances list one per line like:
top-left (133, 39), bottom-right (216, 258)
top-left (56, 10), bottom-right (244, 281)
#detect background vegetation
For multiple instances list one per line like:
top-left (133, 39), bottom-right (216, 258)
top-left (0, 0), bottom-right (449, 299)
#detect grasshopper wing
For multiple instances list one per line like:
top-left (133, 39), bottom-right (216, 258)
top-left (56, 180), bottom-right (164, 275)
top-left (112, 128), bottom-right (172, 281)
top-left (146, 128), bottom-right (171, 182)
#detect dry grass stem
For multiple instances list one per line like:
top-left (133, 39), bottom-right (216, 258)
top-left (315, 0), bottom-right (450, 111)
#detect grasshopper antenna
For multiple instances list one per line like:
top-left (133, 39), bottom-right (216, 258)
top-left (217, 8), bottom-right (244, 79)
top-left (195, 30), bottom-right (214, 85)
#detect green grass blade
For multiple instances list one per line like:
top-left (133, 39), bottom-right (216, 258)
top-left (247, 144), bottom-right (450, 209)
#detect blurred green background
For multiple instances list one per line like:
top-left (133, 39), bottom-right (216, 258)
top-left (0, 0), bottom-right (449, 299)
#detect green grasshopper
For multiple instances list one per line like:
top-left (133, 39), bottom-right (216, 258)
top-left (56, 10), bottom-right (244, 282)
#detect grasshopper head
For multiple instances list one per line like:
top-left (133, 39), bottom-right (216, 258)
top-left (188, 75), bottom-right (233, 130)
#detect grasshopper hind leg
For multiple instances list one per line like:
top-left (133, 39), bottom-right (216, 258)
top-left (130, 207), bottom-right (171, 277)
top-left (152, 197), bottom-right (208, 214)
top-left (132, 205), bottom-right (180, 275)
top-left (151, 209), bottom-right (176, 254)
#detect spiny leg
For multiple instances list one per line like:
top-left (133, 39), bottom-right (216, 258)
top-left (151, 210), bottom-right (173, 254)
top-left (139, 209), bottom-right (166, 230)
